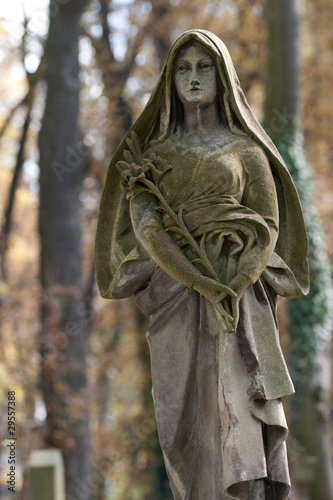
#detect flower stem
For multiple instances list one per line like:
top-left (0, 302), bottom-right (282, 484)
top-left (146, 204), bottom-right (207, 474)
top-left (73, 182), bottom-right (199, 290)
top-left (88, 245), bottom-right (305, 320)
top-left (141, 178), bottom-right (219, 282)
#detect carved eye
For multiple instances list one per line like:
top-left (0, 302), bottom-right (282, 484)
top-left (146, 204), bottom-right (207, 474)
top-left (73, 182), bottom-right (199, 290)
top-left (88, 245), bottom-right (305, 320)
top-left (176, 62), bottom-right (190, 73)
top-left (200, 62), bottom-right (213, 71)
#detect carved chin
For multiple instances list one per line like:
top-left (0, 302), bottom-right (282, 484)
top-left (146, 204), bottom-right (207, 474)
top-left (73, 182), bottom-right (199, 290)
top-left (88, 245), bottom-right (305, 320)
top-left (184, 95), bottom-right (216, 108)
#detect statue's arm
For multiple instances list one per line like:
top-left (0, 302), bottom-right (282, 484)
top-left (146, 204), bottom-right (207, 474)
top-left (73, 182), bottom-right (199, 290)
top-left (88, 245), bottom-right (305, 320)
top-left (130, 191), bottom-right (203, 289)
top-left (130, 191), bottom-right (236, 320)
top-left (228, 146), bottom-right (279, 298)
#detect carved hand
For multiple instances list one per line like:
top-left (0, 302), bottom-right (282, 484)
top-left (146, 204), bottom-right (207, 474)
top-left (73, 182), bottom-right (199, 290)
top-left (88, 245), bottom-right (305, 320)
top-left (229, 295), bottom-right (240, 333)
top-left (192, 275), bottom-right (237, 333)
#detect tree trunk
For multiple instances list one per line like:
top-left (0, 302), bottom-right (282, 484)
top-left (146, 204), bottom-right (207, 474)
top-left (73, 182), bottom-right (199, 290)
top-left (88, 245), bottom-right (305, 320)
top-left (265, 1), bottom-right (333, 499)
top-left (265, 0), bottom-right (301, 141)
top-left (38, 1), bottom-right (92, 498)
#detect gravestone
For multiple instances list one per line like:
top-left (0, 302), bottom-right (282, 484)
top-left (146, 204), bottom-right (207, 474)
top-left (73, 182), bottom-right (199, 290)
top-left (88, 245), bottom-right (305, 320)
top-left (28, 449), bottom-right (65, 500)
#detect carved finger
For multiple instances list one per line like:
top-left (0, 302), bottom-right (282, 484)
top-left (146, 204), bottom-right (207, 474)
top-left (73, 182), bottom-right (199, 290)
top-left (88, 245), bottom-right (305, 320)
top-left (216, 285), bottom-right (237, 300)
top-left (215, 303), bottom-right (233, 323)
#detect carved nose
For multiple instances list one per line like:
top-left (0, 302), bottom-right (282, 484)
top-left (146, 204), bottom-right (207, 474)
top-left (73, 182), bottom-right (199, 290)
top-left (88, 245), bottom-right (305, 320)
top-left (191, 78), bottom-right (200, 86)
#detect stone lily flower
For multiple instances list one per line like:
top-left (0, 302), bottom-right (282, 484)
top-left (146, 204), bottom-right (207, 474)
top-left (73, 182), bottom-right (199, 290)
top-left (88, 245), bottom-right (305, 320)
top-left (116, 131), bottom-right (172, 200)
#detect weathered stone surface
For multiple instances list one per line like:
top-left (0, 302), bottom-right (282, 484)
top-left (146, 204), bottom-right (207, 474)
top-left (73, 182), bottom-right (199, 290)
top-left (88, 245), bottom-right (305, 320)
top-left (96, 30), bottom-right (309, 499)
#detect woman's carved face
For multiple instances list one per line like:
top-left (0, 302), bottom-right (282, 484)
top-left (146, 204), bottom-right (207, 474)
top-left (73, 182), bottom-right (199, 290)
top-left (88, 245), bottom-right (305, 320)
top-left (174, 42), bottom-right (217, 111)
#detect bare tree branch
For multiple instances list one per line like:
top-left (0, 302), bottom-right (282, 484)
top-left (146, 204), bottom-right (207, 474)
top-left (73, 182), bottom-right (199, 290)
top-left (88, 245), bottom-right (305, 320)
top-left (99, 0), bottom-right (114, 50)
top-left (0, 57), bottom-right (45, 140)
top-left (0, 100), bottom-right (33, 280)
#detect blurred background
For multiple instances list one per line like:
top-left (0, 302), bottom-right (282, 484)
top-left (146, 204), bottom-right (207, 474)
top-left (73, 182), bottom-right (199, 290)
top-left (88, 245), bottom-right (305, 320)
top-left (0, 0), bottom-right (332, 499)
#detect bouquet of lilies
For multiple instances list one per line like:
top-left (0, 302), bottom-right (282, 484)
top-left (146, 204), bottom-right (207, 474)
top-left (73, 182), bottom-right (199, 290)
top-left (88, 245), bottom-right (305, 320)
top-left (116, 131), bottom-right (220, 284)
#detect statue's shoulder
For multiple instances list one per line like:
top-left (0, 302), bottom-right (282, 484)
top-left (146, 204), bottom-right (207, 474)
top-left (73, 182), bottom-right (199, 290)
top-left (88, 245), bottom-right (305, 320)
top-left (206, 130), bottom-right (262, 157)
top-left (230, 135), bottom-right (269, 165)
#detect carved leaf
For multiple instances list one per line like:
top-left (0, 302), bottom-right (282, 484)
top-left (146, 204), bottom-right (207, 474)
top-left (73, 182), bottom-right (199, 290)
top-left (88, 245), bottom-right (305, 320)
top-left (177, 206), bottom-right (184, 224)
top-left (125, 131), bottom-right (143, 164)
top-left (126, 138), bottom-right (136, 158)
top-left (199, 234), bottom-right (207, 254)
top-left (166, 227), bottom-right (186, 237)
top-left (191, 258), bottom-right (207, 267)
top-left (130, 130), bottom-right (143, 159)
top-left (116, 160), bottom-right (128, 171)
top-left (123, 150), bottom-right (134, 164)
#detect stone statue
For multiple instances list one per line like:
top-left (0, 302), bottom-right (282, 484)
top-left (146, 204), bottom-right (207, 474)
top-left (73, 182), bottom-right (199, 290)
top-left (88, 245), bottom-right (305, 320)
top-left (95, 30), bottom-right (309, 499)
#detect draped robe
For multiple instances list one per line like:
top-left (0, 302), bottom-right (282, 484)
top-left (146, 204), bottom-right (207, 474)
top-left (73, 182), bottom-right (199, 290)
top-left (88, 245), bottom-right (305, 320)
top-left (110, 130), bottom-right (296, 499)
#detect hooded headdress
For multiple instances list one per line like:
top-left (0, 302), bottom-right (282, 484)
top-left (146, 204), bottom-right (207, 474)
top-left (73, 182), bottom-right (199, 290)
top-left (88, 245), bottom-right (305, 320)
top-left (95, 29), bottom-right (309, 299)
